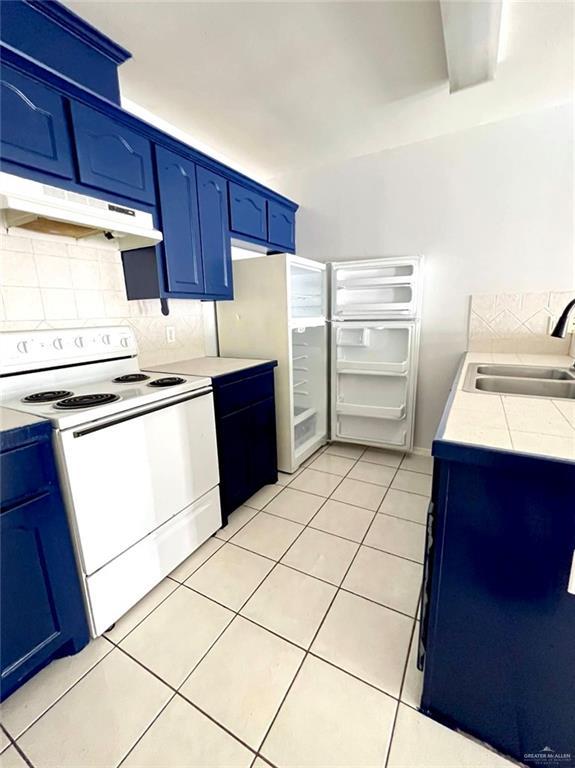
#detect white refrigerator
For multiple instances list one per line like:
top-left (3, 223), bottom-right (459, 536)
top-left (330, 257), bottom-right (423, 452)
top-left (217, 253), bottom-right (423, 472)
top-left (216, 253), bottom-right (328, 473)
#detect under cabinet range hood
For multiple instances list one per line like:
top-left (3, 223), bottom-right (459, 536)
top-left (0, 172), bottom-right (163, 251)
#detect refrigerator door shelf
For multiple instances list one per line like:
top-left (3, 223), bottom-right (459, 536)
top-left (336, 416), bottom-right (408, 448)
top-left (331, 319), bottom-right (419, 451)
top-left (336, 402), bottom-right (406, 421)
top-left (336, 361), bottom-right (409, 375)
top-left (332, 257), bottom-right (421, 320)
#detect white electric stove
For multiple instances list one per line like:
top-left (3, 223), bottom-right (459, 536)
top-left (1, 326), bottom-right (222, 636)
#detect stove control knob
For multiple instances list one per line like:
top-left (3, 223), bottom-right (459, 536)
top-left (101, 334), bottom-right (111, 345)
top-left (74, 336), bottom-right (84, 348)
top-left (16, 340), bottom-right (28, 354)
top-left (53, 337), bottom-right (63, 351)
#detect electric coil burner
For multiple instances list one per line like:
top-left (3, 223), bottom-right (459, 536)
top-left (54, 393), bottom-right (120, 410)
top-left (113, 374), bottom-right (150, 383)
top-left (23, 390), bottom-right (73, 403)
top-left (148, 377), bottom-right (186, 387)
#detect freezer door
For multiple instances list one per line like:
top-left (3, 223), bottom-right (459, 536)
top-left (331, 321), bottom-right (419, 449)
top-left (331, 258), bottom-right (421, 319)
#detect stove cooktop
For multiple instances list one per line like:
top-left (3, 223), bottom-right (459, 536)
top-left (4, 369), bottom-right (212, 429)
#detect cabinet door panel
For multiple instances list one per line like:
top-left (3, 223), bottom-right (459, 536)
top-left (217, 407), bottom-right (252, 518)
top-left (71, 102), bottom-right (154, 203)
top-left (249, 397), bottom-right (278, 488)
top-left (156, 146), bottom-right (204, 294)
top-left (229, 182), bottom-right (267, 241)
top-left (268, 200), bottom-right (295, 251)
top-left (197, 167), bottom-right (232, 298)
top-left (0, 65), bottom-right (74, 179)
top-left (0, 492), bottom-right (87, 698)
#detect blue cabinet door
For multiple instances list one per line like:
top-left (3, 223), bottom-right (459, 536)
top-left (70, 102), bottom-right (155, 203)
top-left (229, 182), bottom-right (267, 241)
top-left (0, 65), bottom-right (74, 179)
top-left (0, 428), bottom-right (89, 700)
top-left (197, 167), bottom-right (233, 298)
top-left (268, 200), bottom-right (295, 251)
top-left (422, 451), bottom-right (575, 764)
top-left (156, 146), bottom-right (204, 294)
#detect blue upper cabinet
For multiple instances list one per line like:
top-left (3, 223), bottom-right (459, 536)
top-left (0, 0), bottom-right (130, 104)
top-left (197, 167), bottom-right (233, 298)
top-left (229, 182), bottom-right (267, 242)
top-left (0, 65), bottom-right (74, 179)
top-left (268, 200), bottom-right (295, 252)
top-left (156, 146), bottom-right (204, 295)
top-left (70, 102), bottom-right (155, 204)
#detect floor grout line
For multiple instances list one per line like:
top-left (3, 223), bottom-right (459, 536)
top-left (1, 724), bottom-right (35, 768)
top-left (253, 448), bottom-right (411, 760)
top-left (9, 442), bottom-right (429, 767)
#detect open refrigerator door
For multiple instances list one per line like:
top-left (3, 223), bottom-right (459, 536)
top-left (330, 257), bottom-right (423, 451)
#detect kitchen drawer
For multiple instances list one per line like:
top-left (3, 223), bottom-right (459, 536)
top-left (215, 370), bottom-right (275, 417)
top-left (87, 486), bottom-right (221, 636)
top-left (1, 439), bottom-right (51, 508)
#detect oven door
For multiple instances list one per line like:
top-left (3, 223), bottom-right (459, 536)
top-left (57, 389), bottom-right (219, 575)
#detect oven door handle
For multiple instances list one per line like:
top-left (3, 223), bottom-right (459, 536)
top-left (71, 387), bottom-right (213, 438)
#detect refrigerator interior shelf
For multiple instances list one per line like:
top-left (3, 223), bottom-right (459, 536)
top-left (336, 402), bottom-right (406, 420)
top-left (337, 276), bottom-right (414, 289)
top-left (335, 302), bottom-right (413, 315)
top-left (294, 406), bottom-right (317, 426)
top-left (290, 317), bottom-right (326, 329)
top-left (337, 360), bottom-right (409, 375)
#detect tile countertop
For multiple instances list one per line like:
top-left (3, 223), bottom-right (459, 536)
top-left (438, 352), bottom-right (575, 463)
top-left (146, 356), bottom-right (275, 378)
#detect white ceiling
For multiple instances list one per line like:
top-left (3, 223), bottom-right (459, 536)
top-left (65, 1), bottom-right (573, 183)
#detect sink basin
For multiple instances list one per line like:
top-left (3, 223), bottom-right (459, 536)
top-left (474, 377), bottom-right (575, 399)
top-left (463, 363), bottom-right (575, 399)
top-left (476, 365), bottom-right (575, 381)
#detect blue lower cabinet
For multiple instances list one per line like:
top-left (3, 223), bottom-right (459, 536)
top-left (0, 64), bottom-right (74, 179)
top-left (70, 101), bottom-right (155, 204)
top-left (197, 167), bottom-right (233, 298)
top-left (0, 423), bottom-right (89, 700)
top-left (229, 182), bottom-right (267, 241)
top-left (268, 200), bottom-right (295, 252)
top-left (156, 146), bottom-right (204, 294)
top-left (421, 446), bottom-right (575, 766)
top-left (212, 365), bottom-right (278, 522)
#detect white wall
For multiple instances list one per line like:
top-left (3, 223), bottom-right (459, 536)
top-left (272, 103), bottom-right (574, 449)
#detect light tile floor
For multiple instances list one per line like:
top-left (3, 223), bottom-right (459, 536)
top-left (0, 444), bottom-right (519, 768)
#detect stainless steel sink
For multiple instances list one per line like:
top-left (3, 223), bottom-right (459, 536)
top-left (476, 364), bottom-right (575, 381)
top-left (463, 363), bottom-right (575, 399)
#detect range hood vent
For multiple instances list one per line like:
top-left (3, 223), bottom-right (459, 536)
top-left (0, 172), bottom-right (163, 251)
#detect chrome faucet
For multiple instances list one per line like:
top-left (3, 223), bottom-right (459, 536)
top-left (550, 298), bottom-right (575, 338)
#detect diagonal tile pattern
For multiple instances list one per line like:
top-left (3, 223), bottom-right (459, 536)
top-left (2, 443), bottom-right (517, 768)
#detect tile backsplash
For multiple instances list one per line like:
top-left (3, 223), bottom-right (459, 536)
top-left (468, 290), bottom-right (575, 355)
top-left (0, 228), bottom-right (208, 367)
